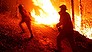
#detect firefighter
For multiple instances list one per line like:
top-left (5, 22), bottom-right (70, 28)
top-left (18, 4), bottom-right (33, 39)
top-left (56, 5), bottom-right (75, 52)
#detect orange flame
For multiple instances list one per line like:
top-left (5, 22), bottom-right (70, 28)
top-left (31, 0), bottom-right (59, 27)
top-left (81, 28), bottom-right (92, 39)
top-left (74, 15), bottom-right (92, 39)
top-left (75, 15), bottom-right (81, 31)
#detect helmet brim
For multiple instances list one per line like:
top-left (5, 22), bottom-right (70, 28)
top-left (59, 5), bottom-right (67, 10)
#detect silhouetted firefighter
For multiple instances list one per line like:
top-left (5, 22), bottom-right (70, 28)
top-left (56, 5), bottom-right (75, 52)
top-left (18, 4), bottom-right (33, 39)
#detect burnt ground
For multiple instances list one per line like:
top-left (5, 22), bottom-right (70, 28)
top-left (0, 12), bottom-right (92, 52)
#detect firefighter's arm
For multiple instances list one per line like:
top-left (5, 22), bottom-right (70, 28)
top-left (56, 22), bottom-right (62, 27)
